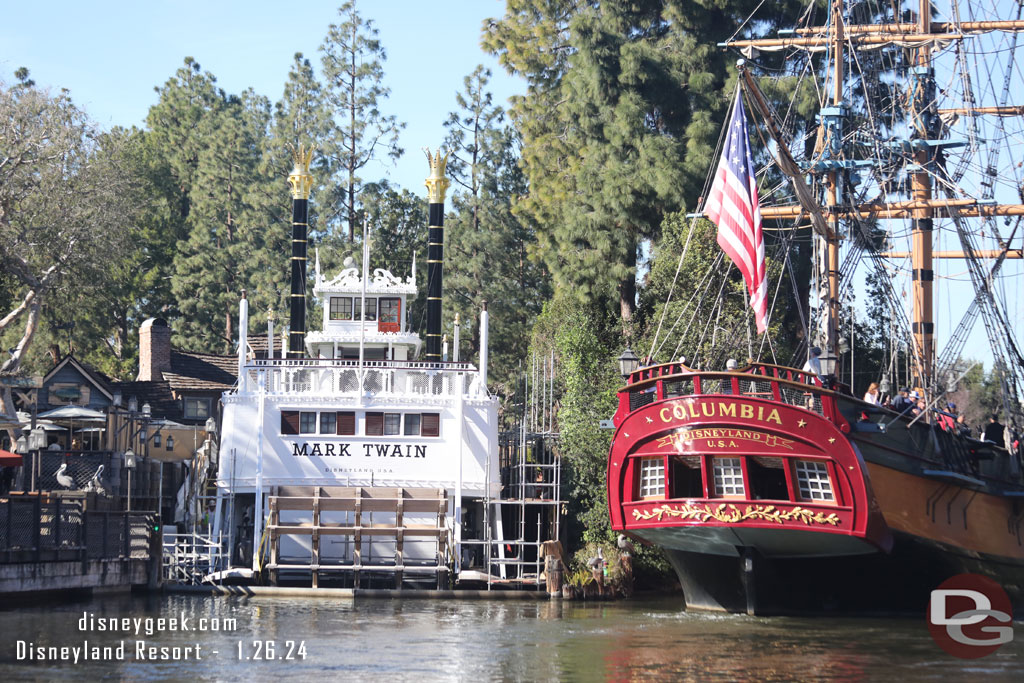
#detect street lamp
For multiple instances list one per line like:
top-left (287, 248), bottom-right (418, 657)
top-left (818, 353), bottom-right (839, 378)
top-left (205, 416), bottom-right (217, 434)
top-left (165, 435), bottom-right (174, 452)
top-left (617, 347), bottom-right (640, 381)
top-left (125, 448), bottom-right (137, 512)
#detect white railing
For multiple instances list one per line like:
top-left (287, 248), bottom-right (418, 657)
top-left (239, 359), bottom-right (484, 399)
top-left (162, 531), bottom-right (225, 585)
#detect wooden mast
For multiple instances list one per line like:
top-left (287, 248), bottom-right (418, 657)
top-left (726, 3), bottom-right (1024, 391)
top-left (825, 0), bottom-right (843, 366)
top-left (910, 0), bottom-right (935, 387)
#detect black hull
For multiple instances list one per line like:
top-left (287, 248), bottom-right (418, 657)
top-left (666, 532), bottom-right (1024, 616)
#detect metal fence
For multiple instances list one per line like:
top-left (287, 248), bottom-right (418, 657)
top-left (0, 496), bottom-right (152, 562)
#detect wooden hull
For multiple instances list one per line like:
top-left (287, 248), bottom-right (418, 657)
top-left (606, 364), bottom-right (1024, 615)
top-left (665, 530), bottom-right (1024, 615)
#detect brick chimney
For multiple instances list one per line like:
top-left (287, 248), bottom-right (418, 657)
top-left (138, 318), bottom-right (171, 381)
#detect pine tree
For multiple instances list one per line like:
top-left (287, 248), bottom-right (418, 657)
top-left (485, 0), bottom-right (806, 336)
top-left (320, 0), bottom-right (404, 242)
top-left (442, 67), bottom-right (550, 393)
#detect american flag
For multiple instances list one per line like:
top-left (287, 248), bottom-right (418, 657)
top-left (704, 88), bottom-right (768, 334)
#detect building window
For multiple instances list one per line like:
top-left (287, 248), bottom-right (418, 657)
top-left (320, 412), bottom-right (337, 435)
top-left (330, 297), bottom-right (353, 321)
top-left (639, 457), bottom-right (665, 499)
top-left (355, 297), bottom-right (377, 321)
top-left (794, 460), bottom-right (834, 502)
top-left (299, 412), bottom-right (317, 434)
top-left (184, 397), bottom-right (211, 420)
top-left (404, 413), bottom-right (421, 436)
top-left (365, 412), bottom-right (384, 436)
top-left (281, 411), bottom-right (299, 435)
top-left (713, 458), bottom-right (745, 497)
top-left (384, 413), bottom-right (401, 435)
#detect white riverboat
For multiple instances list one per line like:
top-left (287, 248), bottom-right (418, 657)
top-left (210, 150), bottom-right (505, 588)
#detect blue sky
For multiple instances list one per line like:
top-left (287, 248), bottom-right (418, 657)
top-left (0, 0), bottom-right (522, 194)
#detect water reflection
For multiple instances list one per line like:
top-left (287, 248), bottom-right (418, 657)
top-left (0, 593), bottom-right (1020, 680)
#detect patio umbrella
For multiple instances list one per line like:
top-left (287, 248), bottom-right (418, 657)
top-left (0, 449), bottom-right (22, 467)
top-left (37, 406), bottom-right (107, 450)
top-left (37, 406), bottom-right (106, 421)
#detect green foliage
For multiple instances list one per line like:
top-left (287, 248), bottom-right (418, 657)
top-left (531, 294), bottom-right (619, 549)
top-left (639, 213), bottom-right (795, 369)
top-left (485, 0), bottom-right (807, 333)
top-left (442, 66), bottom-right (551, 397)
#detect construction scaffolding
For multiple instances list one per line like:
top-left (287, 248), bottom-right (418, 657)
top-left (460, 350), bottom-right (562, 590)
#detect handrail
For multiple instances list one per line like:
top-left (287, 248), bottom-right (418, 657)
top-left (248, 358), bottom-right (477, 372)
top-left (623, 369), bottom-right (824, 395)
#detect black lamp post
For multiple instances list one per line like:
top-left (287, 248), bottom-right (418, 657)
top-left (618, 347), bottom-right (640, 381)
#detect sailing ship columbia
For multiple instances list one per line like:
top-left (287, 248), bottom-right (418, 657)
top-left (607, 0), bottom-right (1024, 614)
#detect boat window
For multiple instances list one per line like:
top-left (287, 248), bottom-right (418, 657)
top-left (355, 297), bottom-right (377, 321)
top-left (712, 457), bottom-right (745, 497)
top-left (337, 412), bottom-right (356, 436)
top-left (404, 413), bottom-right (421, 436)
top-left (380, 297), bottom-right (400, 324)
top-left (664, 380), bottom-right (693, 399)
top-left (281, 411), bottom-right (299, 435)
top-left (638, 457), bottom-right (665, 499)
top-left (330, 297), bottom-right (354, 321)
top-left (299, 412), bottom-right (317, 434)
top-left (794, 460), bottom-right (834, 502)
top-left (748, 457), bottom-right (788, 500)
top-left (669, 456), bottom-right (703, 499)
top-left (366, 412), bottom-right (384, 436)
top-left (384, 413), bottom-right (401, 435)
top-left (629, 388), bottom-right (656, 411)
top-left (320, 412), bottom-right (337, 435)
top-left (421, 413), bottom-right (440, 437)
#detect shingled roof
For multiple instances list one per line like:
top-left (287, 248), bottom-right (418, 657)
top-left (162, 350), bottom-right (237, 391)
top-left (112, 380), bottom-right (182, 421)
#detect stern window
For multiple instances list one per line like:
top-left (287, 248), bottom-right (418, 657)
top-left (794, 460), bottom-right (834, 501)
top-left (639, 457), bottom-right (665, 499)
top-left (712, 457), bottom-right (745, 497)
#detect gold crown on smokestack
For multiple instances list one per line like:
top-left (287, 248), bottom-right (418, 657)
top-left (287, 143), bottom-right (315, 199)
top-left (424, 148), bottom-right (450, 203)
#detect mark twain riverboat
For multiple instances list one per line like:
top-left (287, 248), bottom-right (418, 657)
top-left (607, 0), bottom-right (1024, 614)
top-left (208, 149), bottom-right (520, 588)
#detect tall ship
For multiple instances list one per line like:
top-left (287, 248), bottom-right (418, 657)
top-left (208, 149), bottom-right (559, 589)
top-left (607, 0), bottom-right (1024, 614)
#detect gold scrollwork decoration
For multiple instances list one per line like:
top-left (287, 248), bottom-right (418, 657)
top-left (631, 502), bottom-right (840, 526)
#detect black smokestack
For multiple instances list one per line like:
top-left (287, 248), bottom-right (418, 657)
top-left (287, 144), bottom-right (314, 359)
top-left (424, 149), bottom-right (450, 363)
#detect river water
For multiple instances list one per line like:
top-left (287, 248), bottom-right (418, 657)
top-left (0, 592), bottom-right (1020, 681)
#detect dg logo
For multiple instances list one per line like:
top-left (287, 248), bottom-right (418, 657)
top-left (927, 573), bottom-right (1014, 658)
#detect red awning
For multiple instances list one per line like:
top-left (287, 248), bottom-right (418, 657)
top-left (0, 449), bottom-right (23, 467)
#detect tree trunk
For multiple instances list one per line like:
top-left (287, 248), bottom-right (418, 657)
top-left (619, 233), bottom-right (637, 338)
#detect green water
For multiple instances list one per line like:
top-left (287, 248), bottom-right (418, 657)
top-left (0, 593), bottom-right (1020, 680)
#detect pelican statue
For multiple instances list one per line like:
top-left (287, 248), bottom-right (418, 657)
top-left (83, 464), bottom-right (106, 495)
top-left (55, 463), bottom-right (75, 489)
